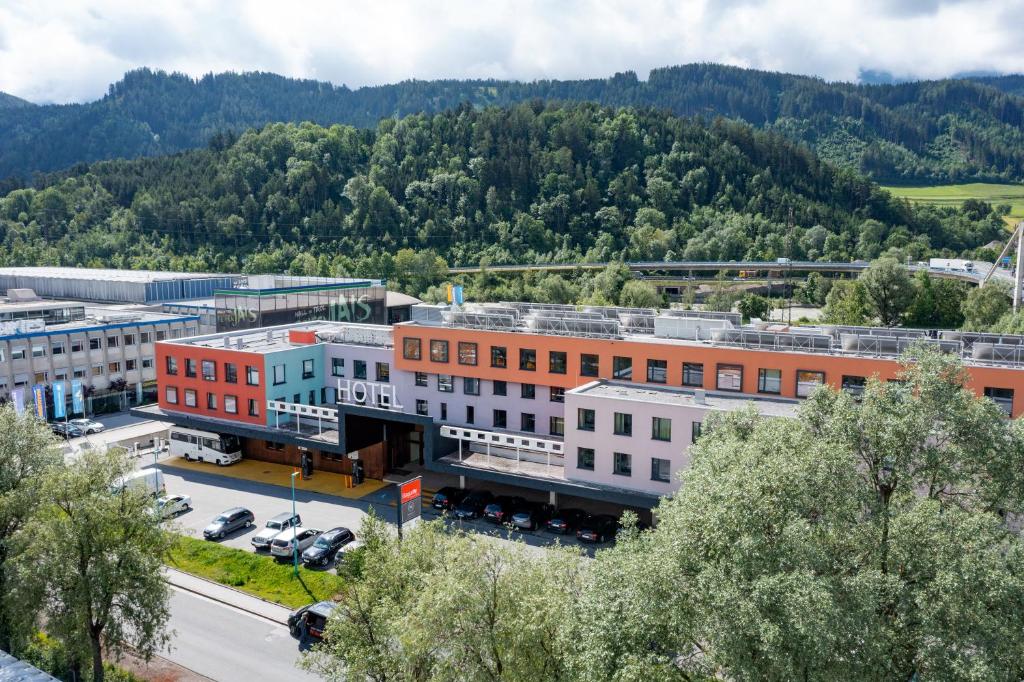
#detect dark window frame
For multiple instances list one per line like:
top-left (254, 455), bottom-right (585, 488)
top-left (716, 364), bottom-right (743, 392)
top-left (403, 337), bottom-right (422, 360)
top-left (757, 368), bottom-right (782, 395)
top-left (549, 350), bottom-right (567, 374)
top-left (519, 348), bottom-right (537, 371)
top-left (429, 339), bottom-right (449, 363)
top-left (491, 346), bottom-right (507, 368)
top-left (612, 356), bottom-right (632, 380)
top-left (457, 341), bottom-right (478, 366)
top-left (647, 359), bottom-right (668, 383)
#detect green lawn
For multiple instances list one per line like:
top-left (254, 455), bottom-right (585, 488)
top-left (167, 535), bottom-right (346, 609)
top-left (882, 182), bottom-right (1024, 225)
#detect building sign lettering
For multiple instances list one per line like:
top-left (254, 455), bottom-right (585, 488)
top-left (337, 379), bottom-right (404, 409)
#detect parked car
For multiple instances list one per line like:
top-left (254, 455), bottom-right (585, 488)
top-left (510, 502), bottom-right (553, 531)
top-left (68, 418), bottom-right (105, 434)
top-left (576, 514), bottom-right (619, 543)
top-left (288, 601), bottom-right (338, 642)
top-left (51, 422), bottom-right (84, 438)
top-left (251, 512), bottom-right (302, 551)
top-left (483, 496), bottom-right (527, 524)
top-left (545, 508), bottom-right (587, 535)
top-left (270, 527), bottom-right (323, 560)
top-left (112, 468), bottom-right (165, 497)
top-left (156, 494), bottom-right (191, 518)
top-left (453, 490), bottom-right (493, 520)
top-left (203, 507), bottom-right (254, 540)
top-left (335, 539), bottom-right (364, 563)
top-left (302, 527), bottom-right (355, 567)
top-left (431, 486), bottom-right (466, 511)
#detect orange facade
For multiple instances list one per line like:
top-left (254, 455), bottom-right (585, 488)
top-left (393, 324), bottom-right (1024, 416)
top-left (155, 342), bottom-right (267, 426)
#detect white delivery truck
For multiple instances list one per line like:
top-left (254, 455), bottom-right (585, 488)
top-left (112, 468), bottom-right (166, 497)
top-left (928, 258), bottom-right (975, 272)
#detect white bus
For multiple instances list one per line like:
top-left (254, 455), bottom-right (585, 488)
top-left (169, 427), bottom-right (242, 466)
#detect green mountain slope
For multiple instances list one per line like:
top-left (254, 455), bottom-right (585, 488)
top-left (0, 92), bottom-right (33, 109)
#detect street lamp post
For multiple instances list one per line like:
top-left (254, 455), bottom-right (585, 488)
top-left (291, 470), bottom-right (300, 577)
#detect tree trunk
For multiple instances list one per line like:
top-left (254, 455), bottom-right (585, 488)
top-left (90, 631), bottom-right (104, 682)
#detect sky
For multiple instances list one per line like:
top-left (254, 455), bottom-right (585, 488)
top-left (1, 0), bottom-right (1023, 104)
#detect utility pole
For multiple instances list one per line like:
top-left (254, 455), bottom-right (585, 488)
top-left (291, 470), bottom-right (300, 577)
top-left (1016, 222), bottom-right (1024, 313)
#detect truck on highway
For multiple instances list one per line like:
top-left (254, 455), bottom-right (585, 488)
top-left (929, 258), bottom-right (975, 272)
top-left (112, 468), bottom-right (165, 497)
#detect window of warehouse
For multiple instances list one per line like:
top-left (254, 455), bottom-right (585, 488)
top-left (458, 342), bottom-right (478, 366)
top-left (430, 340), bottom-right (449, 363)
top-left (716, 364), bottom-right (742, 392)
top-left (403, 338), bottom-right (422, 360)
top-left (796, 370), bottom-right (825, 398)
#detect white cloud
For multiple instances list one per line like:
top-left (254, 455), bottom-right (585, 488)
top-left (0, 0), bottom-right (1022, 104)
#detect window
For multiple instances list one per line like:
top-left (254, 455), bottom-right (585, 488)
top-left (578, 408), bottom-right (596, 431)
top-left (272, 364), bottom-right (286, 385)
top-left (166, 356), bottom-right (178, 375)
top-left (796, 370), bottom-right (825, 398)
top-left (403, 337), bottom-right (422, 360)
top-left (613, 356), bottom-right (632, 380)
top-left (108, 361), bottom-right (121, 373)
top-left (376, 362), bottom-right (390, 382)
top-left (107, 336), bottom-right (119, 348)
top-left (223, 363), bottom-right (237, 383)
top-left (682, 362), bottom-right (704, 387)
top-left (202, 360), bottom-right (217, 381)
top-left (842, 375), bottom-right (866, 396)
top-left (248, 399), bottom-right (259, 417)
top-left (33, 372), bottom-right (47, 384)
top-left (581, 353), bottom-right (599, 377)
top-left (550, 416), bottom-right (564, 436)
top-left (265, 440), bottom-right (284, 451)
top-left (519, 348), bottom-right (537, 371)
top-left (647, 359), bottom-right (667, 383)
top-left (437, 375), bottom-right (454, 393)
top-left (652, 417), bottom-right (672, 441)
top-left (493, 380), bottom-right (507, 396)
top-left (577, 447), bottom-right (595, 471)
top-left (985, 387), bottom-right (1014, 415)
top-left (613, 452), bottom-right (632, 476)
top-left (185, 358), bottom-right (197, 378)
top-left (415, 372), bottom-right (429, 387)
top-left (246, 365), bottom-right (260, 386)
top-left (10, 347), bottom-right (26, 360)
top-left (140, 332), bottom-right (152, 344)
top-left (71, 340), bottom-right (84, 353)
top-left (549, 351), bottom-right (567, 374)
top-left (54, 368), bottom-right (67, 380)
top-left (758, 368), bottom-right (782, 394)
top-left (92, 364), bottom-right (103, 377)
top-left (51, 343), bottom-right (65, 355)
top-left (491, 346), bottom-right (507, 368)
top-left (464, 377), bottom-right (480, 395)
top-left (416, 399), bottom-right (429, 416)
top-left (123, 334), bottom-right (135, 346)
top-left (549, 386), bottom-right (565, 403)
top-left (614, 412), bottom-right (633, 436)
top-left (156, 330), bottom-right (166, 341)
top-left (651, 458), bottom-right (671, 482)
top-left (73, 367), bottom-right (87, 379)
top-left (458, 342), bottom-right (478, 365)
top-left (354, 360), bottom-right (367, 380)
top-left (302, 358), bottom-right (315, 379)
top-left (142, 357), bottom-right (154, 369)
top-left (692, 421), bottom-right (703, 444)
top-left (89, 338), bottom-right (102, 351)
top-left (493, 409), bottom-right (507, 429)
top-left (331, 358), bottom-right (345, 376)
top-left (206, 392), bottom-right (217, 410)
top-left (31, 345), bottom-right (46, 358)
top-left (184, 389), bottom-right (197, 407)
top-left (430, 340), bottom-right (449, 363)
top-left (521, 383), bottom-right (535, 399)
top-left (440, 403), bottom-right (448, 420)
top-left (125, 359), bottom-right (137, 371)
top-left (165, 386), bottom-right (178, 404)
top-left (521, 413), bottom-right (536, 432)
top-left (716, 364), bottom-right (742, 392)
top-left (466, 405), bottom-right (475, 424)
top-left (224, 395), bottom-right (238, 414)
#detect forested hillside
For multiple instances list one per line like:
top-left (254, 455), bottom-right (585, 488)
top-left (0, 102), bottom-right (1006, 295)
top-left (3, 65), bottom-right (1024, 183)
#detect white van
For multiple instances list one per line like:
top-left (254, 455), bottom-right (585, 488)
top-left (168, 427), bottom-right (242, 466)
top-left (113, 468), bottom-right (165, 497)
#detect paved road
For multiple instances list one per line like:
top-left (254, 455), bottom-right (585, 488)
top-left (161, 588), bottom-right (318, 682)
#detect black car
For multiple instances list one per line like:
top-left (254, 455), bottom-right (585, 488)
top-left (576, 514), bottom-right (619, 543)
top-left (203, 507), bottom-right (255, 540)
top-left (545, 508), bottom-right (587, 534)
top-left (509, 502), bottom-right (553, 531)
top-left (288, 600), bottom-right (338, 642)
top-left (301, 527), bottom-right (355, 567)
top-left (483, 496), bottom-right (527, 524)
top-left (453, 490), bottom-right (493, 520)
top-left (51, 422), bottom-right (84, 438)
top-left (431, 486), bottom-right (467, 511)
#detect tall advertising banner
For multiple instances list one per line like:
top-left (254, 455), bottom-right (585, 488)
top-left (31, 384), bottom-right (47, 420)
top-left (71, 380), bottom-right (85, 415)
top-left (453, 285), bottom-right (464, 305)
top-left (52, 381), bottom-right (66, 419)
top-left (396, 476), bottom-right (422, 539)
top-left (11, 387), bottom-right (25, 416)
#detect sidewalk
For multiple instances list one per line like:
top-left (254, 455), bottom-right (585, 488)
top-left (163, 567), bottom-right (293, 625)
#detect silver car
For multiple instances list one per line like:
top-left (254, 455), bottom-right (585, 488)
top-left (270, 527), bottom-right (322, 559)
top-left (69, 418), bottom-right (105, 434)
top-left (251, 512), bottom-right (302, 551)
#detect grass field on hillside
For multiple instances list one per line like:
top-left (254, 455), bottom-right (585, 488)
top-left (882, 183), bottom-right (1024, 226)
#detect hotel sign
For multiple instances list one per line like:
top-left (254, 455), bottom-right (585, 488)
top-left (337, 379), bottom-right (404, 410)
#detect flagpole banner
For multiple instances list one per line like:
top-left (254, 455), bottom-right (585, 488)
top-left (71, 380), bottom-right (85, 415)
top-left (11, 387), bottom-right (25, 415)
top-left (31, 384), bottom-right (47, 420)
top-left (52, 381), bottom-right (66, 419)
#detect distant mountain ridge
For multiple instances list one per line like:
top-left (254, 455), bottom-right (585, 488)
top-left (0, 92), bottom-right (32, 109)
top-left (2, 64), bottom-right (1024, 183)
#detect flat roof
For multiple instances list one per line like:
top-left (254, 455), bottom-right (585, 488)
top-left (176, 320), bottom-right (392, 354)
top-left (0, 299), bottom-right (84, 312)
top-left (0, 267), bottom-right (234, 283)
top-left (569, 380), bottom-right (800, 417)
top-left (0, 308), bottom-right (199, 341)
